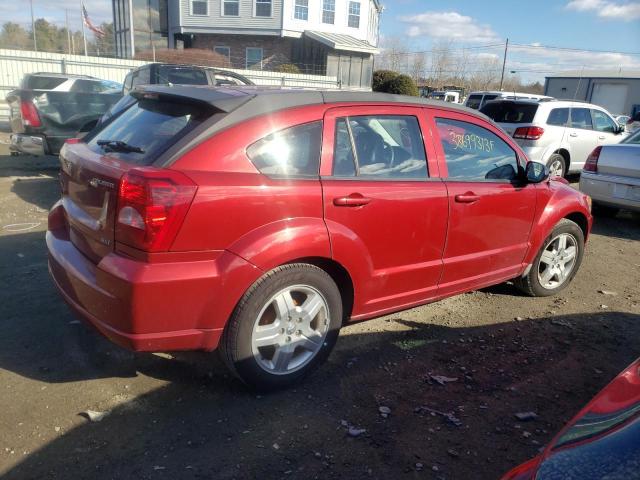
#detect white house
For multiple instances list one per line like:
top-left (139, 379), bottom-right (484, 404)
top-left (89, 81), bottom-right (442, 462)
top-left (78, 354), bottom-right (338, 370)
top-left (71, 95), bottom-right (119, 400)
top-left (113, 0), bottom-right (382, 88)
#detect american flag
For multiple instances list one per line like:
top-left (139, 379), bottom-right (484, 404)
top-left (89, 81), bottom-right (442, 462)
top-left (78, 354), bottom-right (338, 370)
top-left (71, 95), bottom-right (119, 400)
top-left (82, 3), bottom-right (105, 38)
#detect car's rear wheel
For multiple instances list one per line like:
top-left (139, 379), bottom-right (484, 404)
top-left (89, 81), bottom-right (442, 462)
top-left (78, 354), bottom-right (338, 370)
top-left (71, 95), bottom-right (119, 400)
top-left (219, 264), bottom-right (342, 391)
top-left (515, 219), bottom-right (584, 297)
top-left (547, 153), bottom-right (566, 178)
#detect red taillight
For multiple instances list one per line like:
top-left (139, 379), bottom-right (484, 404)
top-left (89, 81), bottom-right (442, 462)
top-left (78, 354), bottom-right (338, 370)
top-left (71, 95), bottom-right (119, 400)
top-left (20, 100), bottom-right (41, 127)
top-left (115, 169), bottom-right (197, 252)
top-left (513, 126), bottom-right (545, 140)
top-left (584, 146), bottom-right (601, 173)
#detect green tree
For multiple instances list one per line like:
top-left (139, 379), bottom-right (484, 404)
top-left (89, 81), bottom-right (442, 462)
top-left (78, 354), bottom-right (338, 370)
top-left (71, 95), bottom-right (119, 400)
top-left (384, 74), bottom-right (419, 96)
top-left (0, 22), bottom-right (31, 49)
top-left (372, 69), bottom-right (399, 92)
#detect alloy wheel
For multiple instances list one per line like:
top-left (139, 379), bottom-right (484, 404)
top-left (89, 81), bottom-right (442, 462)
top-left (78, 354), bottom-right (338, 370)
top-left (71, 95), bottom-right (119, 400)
top-left (537, 233), bottom-right (578, 290)
top-left (251, 285), bottom-right (330, 375)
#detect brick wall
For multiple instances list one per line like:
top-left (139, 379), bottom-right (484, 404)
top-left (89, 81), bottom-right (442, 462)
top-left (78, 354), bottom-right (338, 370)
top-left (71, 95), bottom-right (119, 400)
top-left (192, 34), bottom-right (295, 70)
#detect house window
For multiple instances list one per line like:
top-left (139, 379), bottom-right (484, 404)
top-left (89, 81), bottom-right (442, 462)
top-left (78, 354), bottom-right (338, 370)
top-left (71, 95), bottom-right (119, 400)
top-left (322, 0), bottom-right (335, 24)
top-left (222, 0), bottom-right (239, 16)
top-left (348, 1), bottom-right (360, 28)
top-left (246, 47), bottom-right (263, 70)
top-left (191, 0), bottom-right (208, 15)
top-left (294, 0), bottom-right (309, 20)
top-left (214, 46), bottom-right (230, 60)
top-left (255, 0), bottom-right (272, 16)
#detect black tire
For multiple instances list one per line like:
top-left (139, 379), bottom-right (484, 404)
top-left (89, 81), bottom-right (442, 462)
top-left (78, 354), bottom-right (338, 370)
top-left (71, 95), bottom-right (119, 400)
top-left (592, 202), bottom-right (619, 217)
top-left (219, 264), bottom-right (342, 392)
top-left (547, 153), bottom-right (566, 178)
top-left (514, 219), bottom-right (584, 297)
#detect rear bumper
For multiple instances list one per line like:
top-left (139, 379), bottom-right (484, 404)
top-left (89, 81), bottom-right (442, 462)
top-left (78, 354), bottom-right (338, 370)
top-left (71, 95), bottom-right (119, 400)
top-left (10, 133), bottom-right (46, 156)
top-left (47, 217), bottom-right (260, 352)
top-left (579, 171), bottom-right (640, 212)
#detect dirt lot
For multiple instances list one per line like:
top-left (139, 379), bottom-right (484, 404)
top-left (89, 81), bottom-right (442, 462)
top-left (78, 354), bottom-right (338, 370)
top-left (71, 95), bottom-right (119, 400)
top-left (1, 136), bottom-right (639, 480)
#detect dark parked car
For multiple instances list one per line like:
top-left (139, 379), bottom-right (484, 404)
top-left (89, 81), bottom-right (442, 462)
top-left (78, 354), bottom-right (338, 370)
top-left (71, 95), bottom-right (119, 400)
top-left (502, 357), bottom-right (640, 480)
top-left (122, 63), bottom-right (254, 94)
top-left (47, 86), bottom-right (592, 390)
top-left (7, 73), bottom-right (122, 155)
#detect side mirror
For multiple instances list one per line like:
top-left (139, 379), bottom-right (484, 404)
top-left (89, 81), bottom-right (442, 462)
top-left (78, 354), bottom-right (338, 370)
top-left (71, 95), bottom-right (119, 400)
top-left (525, 161), bottom-right (549, 184)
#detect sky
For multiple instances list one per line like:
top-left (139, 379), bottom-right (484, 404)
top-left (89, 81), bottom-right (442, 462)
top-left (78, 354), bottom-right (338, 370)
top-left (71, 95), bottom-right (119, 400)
top-left (2, 0), bottom-right (640, 82)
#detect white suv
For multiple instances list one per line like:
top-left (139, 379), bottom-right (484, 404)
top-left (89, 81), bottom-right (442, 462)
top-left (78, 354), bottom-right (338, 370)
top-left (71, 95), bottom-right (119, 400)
top-left (481, 99), bottom-right (627, 177)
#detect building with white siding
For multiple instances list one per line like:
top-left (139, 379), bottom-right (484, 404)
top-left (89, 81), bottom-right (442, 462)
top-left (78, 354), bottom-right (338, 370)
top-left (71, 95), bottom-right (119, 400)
top-left (113, 0), bottom-right (382, 88)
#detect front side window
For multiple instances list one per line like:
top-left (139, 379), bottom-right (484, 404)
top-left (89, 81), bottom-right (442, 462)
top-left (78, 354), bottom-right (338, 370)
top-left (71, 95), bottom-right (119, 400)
top-left (547, 108), bottom-right (569, 126)
top-left (322, 0), bottom-right (335, 24)
top-left (348, 1), bottom-right (360, 28)
top-left (570, 108), bottom-right (593, 130)
top-left (294, 0), bottom-right (309, 20)
top-left (255, 0), bottom-right (271, 16)
top-left (332, 115), bottom-right (428, 180)
top-left (435, 118), bottom-right (519, 182)
top-left (246, 47), bottom-right (263, 70)
top-left (246, 122), bottom-right (322, 178)
top-left (223, 0), bottom-right (239, 16)
top-left (191, 0), bottom-right (208, 15)
top-left (591, 110), bottom-right (617, 133)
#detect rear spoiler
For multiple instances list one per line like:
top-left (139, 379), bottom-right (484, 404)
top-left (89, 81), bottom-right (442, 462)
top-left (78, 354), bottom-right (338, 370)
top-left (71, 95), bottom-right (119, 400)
top-left (131, 85), bottom-right (254, 113)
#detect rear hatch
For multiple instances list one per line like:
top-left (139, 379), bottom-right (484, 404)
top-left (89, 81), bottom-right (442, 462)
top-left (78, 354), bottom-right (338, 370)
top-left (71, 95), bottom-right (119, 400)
top-left (480, 101), bottom-right (540, 137)
top-left (58, 93), bottom-right (215, 263)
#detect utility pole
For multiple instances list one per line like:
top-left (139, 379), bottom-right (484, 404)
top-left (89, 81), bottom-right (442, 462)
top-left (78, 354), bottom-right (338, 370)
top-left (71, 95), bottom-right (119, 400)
top-left (81, 1), bottom-right (88, 56)
top-left (499, 38), bottom-right (509, 91)
top-left (65, 10), bottom-right (71, 54)
top-left (30, 0), bottom-right (37, 51)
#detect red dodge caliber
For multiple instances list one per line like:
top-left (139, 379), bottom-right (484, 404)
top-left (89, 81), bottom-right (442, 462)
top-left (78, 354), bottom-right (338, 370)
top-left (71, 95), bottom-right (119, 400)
top-left (47, 86), bottom-right (593, 390)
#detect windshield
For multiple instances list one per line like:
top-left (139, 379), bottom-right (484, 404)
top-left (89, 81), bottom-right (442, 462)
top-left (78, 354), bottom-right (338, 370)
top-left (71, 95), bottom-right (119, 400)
top-left (86, 98), bottom-right (212, 165)
top-left (481, 102), bottom-right (539, 124)
top-left (157, 66), bottom-right (209, 85)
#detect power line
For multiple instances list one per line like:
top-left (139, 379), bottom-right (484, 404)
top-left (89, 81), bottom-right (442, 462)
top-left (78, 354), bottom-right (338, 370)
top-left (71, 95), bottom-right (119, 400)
top-left (510, 42), bottom-right (640, 56)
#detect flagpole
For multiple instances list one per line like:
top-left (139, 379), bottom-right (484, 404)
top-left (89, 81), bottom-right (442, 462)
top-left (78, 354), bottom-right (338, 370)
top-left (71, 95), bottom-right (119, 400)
top-left (81, 1), bottom-right (88, 56)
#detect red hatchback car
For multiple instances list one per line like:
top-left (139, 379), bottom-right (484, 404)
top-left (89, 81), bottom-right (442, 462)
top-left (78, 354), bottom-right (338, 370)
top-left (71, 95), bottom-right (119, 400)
top-left (47, 87), bottom-right (593, 390)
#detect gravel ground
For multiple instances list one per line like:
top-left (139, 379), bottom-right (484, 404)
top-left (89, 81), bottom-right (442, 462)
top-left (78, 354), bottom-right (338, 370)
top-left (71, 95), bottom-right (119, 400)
top-left (1, 137), bottom-right (639, 479)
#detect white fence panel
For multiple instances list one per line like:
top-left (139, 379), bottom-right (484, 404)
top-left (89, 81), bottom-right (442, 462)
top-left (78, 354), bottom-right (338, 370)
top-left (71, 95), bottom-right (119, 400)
top-left (0, 48), bottom-right (344, 120)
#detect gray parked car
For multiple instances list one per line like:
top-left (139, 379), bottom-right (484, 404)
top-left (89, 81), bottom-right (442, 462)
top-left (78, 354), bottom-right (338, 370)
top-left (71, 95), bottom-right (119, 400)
top-left (579, 129), bottom-right (640, 215)
top-left (481, 99), bottom-right (627, 178)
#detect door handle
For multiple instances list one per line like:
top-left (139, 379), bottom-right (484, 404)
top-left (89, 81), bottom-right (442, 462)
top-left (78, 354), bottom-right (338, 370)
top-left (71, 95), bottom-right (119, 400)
top-left (333, 194), bottom-right (372, 207)
top-left (455, 192), bottom-right (480, 204)
top-left (598, 135), bottom-right (606, 140)
top-left (569, 132), bottom-right (578, 137)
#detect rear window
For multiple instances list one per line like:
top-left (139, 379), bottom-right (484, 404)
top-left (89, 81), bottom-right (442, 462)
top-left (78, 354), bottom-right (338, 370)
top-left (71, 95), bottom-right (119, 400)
top-left (466, 95), bottom-right (482, 109)
top-left (547, 108), bottom-right (569, 126)
top-left (24, 76), bottom-right (67, 90)
top-left (157, 66), bottom-right (208, 85)
top-left (86, 98), bottom-right (212, 165)
top-left (246, 122), bottom-right (322, 178)
top-left (481, 102), bottom-right (538, 124)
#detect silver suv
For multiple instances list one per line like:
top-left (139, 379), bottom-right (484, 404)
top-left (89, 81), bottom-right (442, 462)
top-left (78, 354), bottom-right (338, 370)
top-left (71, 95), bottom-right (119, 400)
top-left (481, 99), bottom-right (627, 177)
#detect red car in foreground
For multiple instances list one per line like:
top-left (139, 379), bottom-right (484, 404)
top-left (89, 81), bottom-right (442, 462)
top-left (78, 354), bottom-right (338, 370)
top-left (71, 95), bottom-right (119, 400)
top-left (47, 86), bottom-right (592, 390)
top-left (503, 357), bottom-right (640, 480)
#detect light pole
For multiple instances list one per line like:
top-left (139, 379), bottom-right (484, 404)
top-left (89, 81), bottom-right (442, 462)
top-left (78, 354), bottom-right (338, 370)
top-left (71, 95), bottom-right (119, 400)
top-left (30, 0), bottom-right (37, 51)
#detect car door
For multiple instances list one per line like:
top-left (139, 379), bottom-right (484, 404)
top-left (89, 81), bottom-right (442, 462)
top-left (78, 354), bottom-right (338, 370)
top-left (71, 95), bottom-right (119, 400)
top-left (429, 111), bottom-right (537, 296)
top-left (320, 106), bottom-right (448, 318)
top-left (566, 107), bottom-right (599, 169)
top-left (591, 109), bottom-right (622, 146)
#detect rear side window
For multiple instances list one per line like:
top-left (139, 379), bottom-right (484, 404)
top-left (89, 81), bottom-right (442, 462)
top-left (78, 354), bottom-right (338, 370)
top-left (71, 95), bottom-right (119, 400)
top-left (436, 118), bottom-right (518, 181)
top-left (246, 122), bottom-right (322, 178)
top-left (480, 102), bottom-right (538, 123)
top-left (547, 108), bottom-right (569, 126)
top-left (570, 108), bottom-right (592, 130)
top-left (466, 95), bottom-right (482, 109)
top-left (332, 115), bottom-right (427, 180)
top-left (25, 76), bottom-right (67, 90)
top-left (87, 99), bottom-right (211, 165)
top-left (157, 66), bottom-right (208, 85)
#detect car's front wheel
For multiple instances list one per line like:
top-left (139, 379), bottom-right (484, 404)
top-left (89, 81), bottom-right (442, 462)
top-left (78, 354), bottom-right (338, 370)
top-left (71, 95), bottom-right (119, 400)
top-left (515, 219), bottom-right (584, 297)
top-left (219, 264), bottom-right (342, 391)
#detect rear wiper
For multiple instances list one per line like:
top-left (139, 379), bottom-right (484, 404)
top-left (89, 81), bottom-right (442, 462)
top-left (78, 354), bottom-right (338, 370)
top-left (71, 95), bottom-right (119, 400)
top-left (97, 139), bottom-right (145, 153)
